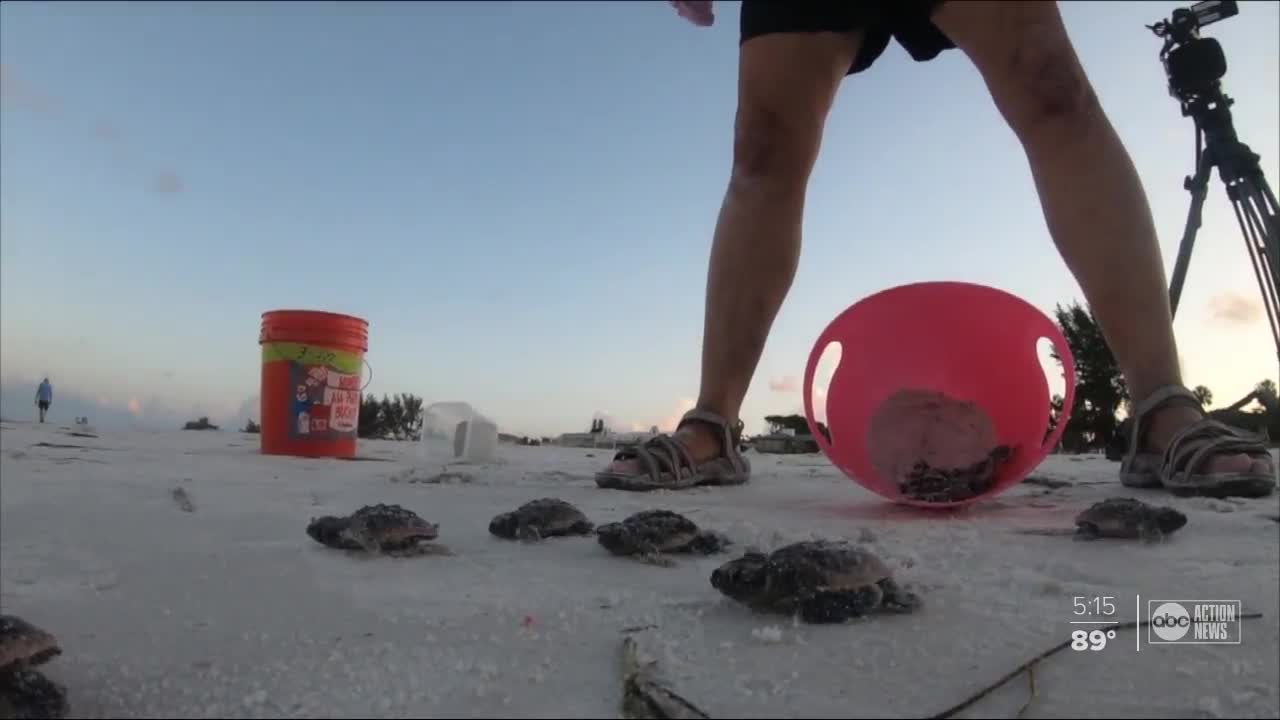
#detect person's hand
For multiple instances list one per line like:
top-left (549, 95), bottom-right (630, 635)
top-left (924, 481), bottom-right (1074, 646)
top-left (670, 0), bottom-right (714, 27)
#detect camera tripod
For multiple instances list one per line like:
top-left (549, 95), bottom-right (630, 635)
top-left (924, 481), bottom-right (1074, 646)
top-left (1151, 1), bottom-right (1280, 373)
top-left (1166, 91), bottom-right (1280, 368)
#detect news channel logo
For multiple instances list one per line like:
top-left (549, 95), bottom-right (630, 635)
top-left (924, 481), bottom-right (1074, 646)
top-left (1147, 600), bottom-right (1243, 644)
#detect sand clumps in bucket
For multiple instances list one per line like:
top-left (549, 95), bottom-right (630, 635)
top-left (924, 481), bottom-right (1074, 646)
top-left (867, 389), bottom-right (1015, 504)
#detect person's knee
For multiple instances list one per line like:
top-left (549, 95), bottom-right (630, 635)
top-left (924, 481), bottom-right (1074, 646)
top-left (730, 103), bottom-right (824, 189)
top-left (990, 29), bottom-right (1100, 142)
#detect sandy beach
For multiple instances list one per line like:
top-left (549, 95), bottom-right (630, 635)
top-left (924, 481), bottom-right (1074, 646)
top-left (1, 420), bottom-right (1277, 719)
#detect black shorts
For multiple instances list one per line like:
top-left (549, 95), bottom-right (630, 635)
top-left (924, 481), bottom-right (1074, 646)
top-left (740, 0), bottom-right (955, 75)
top-left (38, 401), bottom-right (49, 410)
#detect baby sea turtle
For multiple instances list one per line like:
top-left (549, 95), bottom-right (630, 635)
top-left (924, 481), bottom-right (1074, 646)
top-left (0, 615), bottom-right (69, 719)
top-left (710, 539), bottom-right (921, 623)
top-left (898, 444), bottom-right (1015, 503)
top-left (596, 510), bottom-right (730, 566)
top-left (1016, 497), bottom-right (1188, 542)
top-left (1075, 497), bottom-right (1187, 541)
top-left (866, 388), bottom-right (1016, 503)
top-left (489, 498), bottom-right (594, 541)
top-left (306, 503), bottom-right (449, 556)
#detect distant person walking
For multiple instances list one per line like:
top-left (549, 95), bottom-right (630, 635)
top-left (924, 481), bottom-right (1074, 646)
top-left (35, 377), bottom-right (53, 423)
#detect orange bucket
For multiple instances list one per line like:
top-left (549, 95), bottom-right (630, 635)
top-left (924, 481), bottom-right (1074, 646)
top-left (258, 310), bottom-right (369, 458)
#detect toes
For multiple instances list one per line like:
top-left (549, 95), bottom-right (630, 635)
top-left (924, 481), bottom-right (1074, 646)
top-left (1205, 453), bottom-right (1272, 476)
top-left (605, 460), bottom-right (638, 474)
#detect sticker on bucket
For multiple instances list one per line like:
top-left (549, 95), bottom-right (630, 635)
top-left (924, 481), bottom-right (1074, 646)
top-left (290, 363), bottom-right (360, 438)
top-left (263, 342), bottom-right (363, 442)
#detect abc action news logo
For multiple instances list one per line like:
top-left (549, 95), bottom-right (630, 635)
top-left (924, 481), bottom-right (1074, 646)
top-left (1147, 600), bottom-right (1243, 644)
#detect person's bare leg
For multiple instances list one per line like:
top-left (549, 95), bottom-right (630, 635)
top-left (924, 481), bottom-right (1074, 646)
top-left (931, 0), bottom-right (1269, 475)
top-left (605, 32), bottom-right (862, 475)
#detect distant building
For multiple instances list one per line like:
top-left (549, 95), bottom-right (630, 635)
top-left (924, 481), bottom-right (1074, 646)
top-left (557, 432), bottom-right (606, 448)
top-left (751, 432), bottom-right (820, 455)
top-left (556, 418), bottom-right (659, 449)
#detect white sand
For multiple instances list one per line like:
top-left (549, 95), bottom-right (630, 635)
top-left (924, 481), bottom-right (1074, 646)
top-left (1, 420), bottom-right (1277, 719)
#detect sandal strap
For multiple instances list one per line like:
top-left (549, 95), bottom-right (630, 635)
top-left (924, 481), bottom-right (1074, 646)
top-left (1125, 384), bottom-right (1205, 463)
top-left (608, 408), bottom-right (747, 482)
top-left (1132, 385), bottom-right (1204, 418)
top-left (628, 433), bottom-right (698, 483)
top-left (654, 433), bottom-right (697, 476)
top-left (676, 408), bottom-right (747, 475)
top-left (1161, 417), bottom-right (1268, 476)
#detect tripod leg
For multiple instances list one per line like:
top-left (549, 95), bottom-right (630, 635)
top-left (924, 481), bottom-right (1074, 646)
top-left (1258, 177), bottom-right (1280, 273)
top-left (1168, 147), bottom-right (1216, 319)
top-left (1227, 171), bottom-right (1280, 369)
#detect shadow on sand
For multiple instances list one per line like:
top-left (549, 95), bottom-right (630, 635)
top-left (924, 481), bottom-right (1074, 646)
top-left (815, 495), bottom-right (1072, 524)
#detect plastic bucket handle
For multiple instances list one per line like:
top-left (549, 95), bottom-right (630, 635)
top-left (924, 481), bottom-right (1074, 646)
top-left (1030, 311), bottom-right (1075, 457)
top-left (361, 359), bottom-right (373, 392)
top-left (803, 321), bottom-right (841, 461)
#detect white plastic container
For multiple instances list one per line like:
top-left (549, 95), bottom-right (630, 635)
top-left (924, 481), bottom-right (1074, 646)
top-left (419, 401), bottom-right (498, 465)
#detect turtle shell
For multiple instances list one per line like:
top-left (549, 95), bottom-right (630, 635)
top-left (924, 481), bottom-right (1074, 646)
top-left (0, 616), bottom-right (60, 672)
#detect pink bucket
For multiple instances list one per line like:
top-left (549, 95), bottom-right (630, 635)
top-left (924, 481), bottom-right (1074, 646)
top-left (803, 281), bottom-right (1076, 507)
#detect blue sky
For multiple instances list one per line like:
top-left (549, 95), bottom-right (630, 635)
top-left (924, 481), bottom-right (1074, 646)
top-left (1, 1), bottom-right (1276, 438)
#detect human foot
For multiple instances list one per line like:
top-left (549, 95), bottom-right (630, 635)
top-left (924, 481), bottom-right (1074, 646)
top-left (602, 424), bottom-right (721, 476)
top-left (1144, 405), bottom-right (1273, 477)
top-left (595, 409), bottom-right (750, 491)
top-left (1120, 385), bottom-right (1275, 497)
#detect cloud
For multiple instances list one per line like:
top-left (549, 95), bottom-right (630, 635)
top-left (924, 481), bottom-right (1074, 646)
top-left (768, 375), bottom-right (799, 393)
top-left (0, 381), bottom-right (252, 431)
top-left (92, 120), bottom-right (121, 143)
top-left (0, 64), bottom-right (63, 114)
top-left (655, 398), bottom-right (697, 433)
top-left (0, 383), bottom-right (156, 429)
top-left (1208, 292), bottom-right (1262, 326)
top-left (1, 64), bottom-right (187, 195)
top-left (151, 172), bottom-right (185, 195)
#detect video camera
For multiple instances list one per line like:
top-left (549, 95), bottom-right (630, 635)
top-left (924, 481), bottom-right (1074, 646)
top-left (1147, 0), bottom-right (1238, 104)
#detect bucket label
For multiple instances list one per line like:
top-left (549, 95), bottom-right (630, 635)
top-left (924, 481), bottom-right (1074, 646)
top-left (263, 342), bottom-right (364, 441)
top-left (289, 362), bottom-right (361, 439)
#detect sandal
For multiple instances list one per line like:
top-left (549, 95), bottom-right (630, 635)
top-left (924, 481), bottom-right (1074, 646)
top-left (1120, 385), bottom-right (1276, 498)
top-left (594, 409), bottom-right (751, 492)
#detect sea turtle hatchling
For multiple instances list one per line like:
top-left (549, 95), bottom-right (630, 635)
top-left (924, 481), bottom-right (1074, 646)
top-left (0, 615), bottom-right (69, 720)
top-left (596, 510), bottom-right (730, 566)
top-left (1015, 497), bottom-right (1189, 543)
top-left (489, 498), bottom-right (594, 541)
top-left (1074, 497), bottom-right (1187, 541)
top-left (710, 539), bottom-right (922, 624)
top-left (306, 503), bottom-right (449, 557)
top-left (898, 444), bottom-right (1015, 503)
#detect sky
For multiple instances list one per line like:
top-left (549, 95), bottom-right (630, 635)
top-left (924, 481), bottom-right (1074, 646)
top-left (1, 1), bottom-right (1277, 439)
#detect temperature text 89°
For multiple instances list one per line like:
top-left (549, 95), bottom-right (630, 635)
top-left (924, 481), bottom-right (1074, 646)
top-left (1071, 629), bottom-right (1117, 651)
